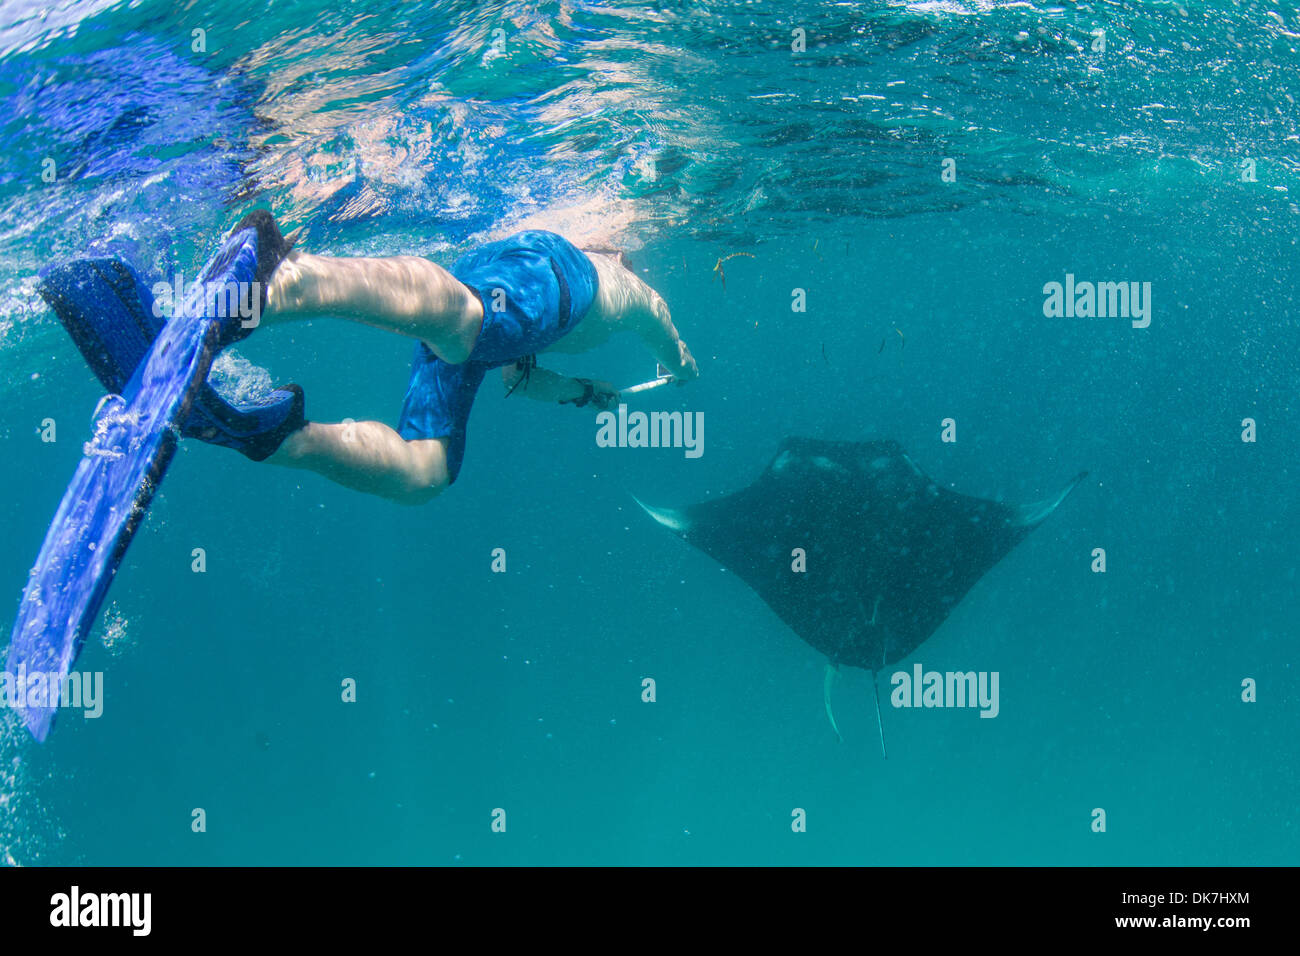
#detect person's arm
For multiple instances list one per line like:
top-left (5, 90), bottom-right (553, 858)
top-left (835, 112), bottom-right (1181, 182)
top-left (637, 295), bottom-right (698, 380)
top-left (583, 251), bottom-right (699, 380)
top-left (501, 361), bottom-right (619, 409)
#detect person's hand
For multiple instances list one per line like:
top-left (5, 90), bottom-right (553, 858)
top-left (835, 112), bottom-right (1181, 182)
top-left (591, 380), bottom-right (620, 411)
top-left (675, 340), bottom-right (699, 380)
top-left (561, 378), bottom-right (620, 410)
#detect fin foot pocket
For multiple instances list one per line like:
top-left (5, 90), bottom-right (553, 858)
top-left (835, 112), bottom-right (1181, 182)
top-left (209, 208), bottom-right (294, 349)
top-left (40, 253), bottom-right (305, 459)
top-left (238, 383), bottom-right (306, 461)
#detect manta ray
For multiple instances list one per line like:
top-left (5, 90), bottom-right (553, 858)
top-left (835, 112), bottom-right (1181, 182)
top-left (635, 437), bottom-right (1085, 754)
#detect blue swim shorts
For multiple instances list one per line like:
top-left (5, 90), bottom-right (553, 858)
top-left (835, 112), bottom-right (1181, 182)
top-left (395, 230), bottom-right (599, 483)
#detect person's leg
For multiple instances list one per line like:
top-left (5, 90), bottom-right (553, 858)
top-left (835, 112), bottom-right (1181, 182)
top-left (267, 420), bottom-right (450, 505)
top-left (265, 252), bottom-right (485, 364)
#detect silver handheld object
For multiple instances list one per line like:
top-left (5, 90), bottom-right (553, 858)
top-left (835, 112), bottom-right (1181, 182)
top-left (619, 363), bottom-right (677, 396)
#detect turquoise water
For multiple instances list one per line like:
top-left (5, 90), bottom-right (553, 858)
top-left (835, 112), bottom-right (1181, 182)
top-left (1, 0), bottom-right (1297, 865)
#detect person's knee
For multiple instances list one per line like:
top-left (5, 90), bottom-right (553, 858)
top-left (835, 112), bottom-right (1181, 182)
top-left (391, 439), bottom-right (450, 505)
top-left (393, 470), bottom-right (449, 505)
top-left (421, 336), bottom-right (472, 365)
top-left (392, 479), bottom-right (446, 506)
top-left (421, 283), bottom-right (483, 364)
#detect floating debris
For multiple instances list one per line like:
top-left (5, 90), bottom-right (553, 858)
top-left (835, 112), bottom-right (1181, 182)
top-left (711, 252), bottom-right (756, 290)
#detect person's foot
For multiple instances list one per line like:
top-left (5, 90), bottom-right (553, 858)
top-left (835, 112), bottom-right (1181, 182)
top-left (208, 209), bottom-right (294, 349)
top-left (242, 209), bottom-right (294, 305)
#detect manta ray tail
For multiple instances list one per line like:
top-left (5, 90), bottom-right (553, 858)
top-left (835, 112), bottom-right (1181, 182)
top-left (870, 671), bottom-right (888, 759)
top-left (823, 663), bottom-right (843, 743)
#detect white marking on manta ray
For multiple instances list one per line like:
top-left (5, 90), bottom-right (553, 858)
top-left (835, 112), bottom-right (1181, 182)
top-left (811, 455), bottom-right (849, 475)
top-left (858, 593), bottom-right (883, 628)
top-left (632, 496), bottom-right (692, 533)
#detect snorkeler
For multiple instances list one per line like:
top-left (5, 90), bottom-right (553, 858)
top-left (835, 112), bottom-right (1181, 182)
top-left (216, 211), bottom-right (699, 503)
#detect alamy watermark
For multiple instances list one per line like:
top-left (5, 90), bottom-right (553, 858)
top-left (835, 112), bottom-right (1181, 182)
top-left (596, 404), bottom-right (703, 458)
top-left (1, 666), bottom-right (103, 720)
top-left (151, 272), bottom-right (262, 331)
top-left (890, 663), bottom-right (999, 718)
top-left (1042, 273), bottom-right (1151, 328)
top-left (50, 886), bottom-right (150, 936)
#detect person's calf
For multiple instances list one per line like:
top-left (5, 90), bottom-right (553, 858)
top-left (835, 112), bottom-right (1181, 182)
top-left (265, 423), bottom-right (450, 505)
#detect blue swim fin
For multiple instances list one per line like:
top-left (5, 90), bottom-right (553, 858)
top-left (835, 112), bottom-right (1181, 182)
top-left (9, 216), bottom-right (299, 740)
top-left (37, 258), bottom-right (163, 394)
top-left (38, 256), bottom-right (304, 460)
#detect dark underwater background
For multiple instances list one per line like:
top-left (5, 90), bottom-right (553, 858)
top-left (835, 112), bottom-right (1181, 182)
top-left (0, 0), bottom-right (1295, 864)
